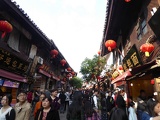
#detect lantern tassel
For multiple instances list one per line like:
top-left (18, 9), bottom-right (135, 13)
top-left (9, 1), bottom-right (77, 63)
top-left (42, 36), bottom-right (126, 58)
top-left (145, 52), bottom-right (150, 57)
top-left (108, 47), bottom-right (112, 51)
top-left (1, 32), bottom-right (6, 38)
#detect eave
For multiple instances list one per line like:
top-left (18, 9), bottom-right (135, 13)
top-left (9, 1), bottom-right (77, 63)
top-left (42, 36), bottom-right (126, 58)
top-left (101, 0), bottom-right (148, 56)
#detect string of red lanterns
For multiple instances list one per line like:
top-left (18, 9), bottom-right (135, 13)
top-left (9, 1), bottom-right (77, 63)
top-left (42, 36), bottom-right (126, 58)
top-left (0, 21), bottom-right (13, 38)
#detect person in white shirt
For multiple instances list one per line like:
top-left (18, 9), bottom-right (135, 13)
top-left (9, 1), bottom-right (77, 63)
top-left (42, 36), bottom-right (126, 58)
top-left (92, 89), bottom-right (99, 112)
top-left (0, 94), bottom-right (15, 120)
top-left (128, 101), bottom-right (138, 120)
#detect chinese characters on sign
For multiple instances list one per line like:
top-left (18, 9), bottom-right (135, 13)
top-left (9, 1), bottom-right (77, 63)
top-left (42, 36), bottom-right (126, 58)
top-left (0, 48), bottom-right (29, 74)
top-left (122, 45), bottom-right (143, 71)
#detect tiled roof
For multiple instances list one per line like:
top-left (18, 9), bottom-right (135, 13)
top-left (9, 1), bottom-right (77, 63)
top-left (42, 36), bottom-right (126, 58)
top-left (11, 0), bottom-right (51, 43)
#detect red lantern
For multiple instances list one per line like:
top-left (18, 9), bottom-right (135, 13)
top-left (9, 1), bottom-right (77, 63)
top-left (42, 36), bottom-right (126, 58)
top-left (151, 79), bottom-right (154, 85)
top-left (0, 21), bottom-right (13, 38)
top-left (67, 74), bottom-right (71, 78)
top-left (118, 65), bottom-right (123, 70)
top-left (98, 50), bottom-right (101, 55)
top-left (140, 43), bottom-right (154, 57)
top-left (71, 71), bottom-right (75, 76)
top-left (105, 40), bottom-right (116, 51)
top-left (125, 0), bottom-right (131, 2)
top-left (60, 59), bottom-right (66, 66)
top-left (67, 67), bottom-right (71, 72)
top-left (50, 49), bottom-right (58, 58)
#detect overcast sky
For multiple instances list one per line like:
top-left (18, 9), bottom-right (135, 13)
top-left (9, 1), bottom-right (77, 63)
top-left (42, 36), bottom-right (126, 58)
top-left (14, 0), bottom-right (107, 77)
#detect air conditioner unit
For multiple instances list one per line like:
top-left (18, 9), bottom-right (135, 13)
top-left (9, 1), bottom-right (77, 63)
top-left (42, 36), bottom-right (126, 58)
top-left (37, 57), bottom-right (43, 65)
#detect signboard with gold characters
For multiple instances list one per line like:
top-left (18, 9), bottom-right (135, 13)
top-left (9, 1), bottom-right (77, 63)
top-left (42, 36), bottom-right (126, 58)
top-left (122, 44), bottom-right (143, 71)
top-left (0, 47), bottom-right (29, 74)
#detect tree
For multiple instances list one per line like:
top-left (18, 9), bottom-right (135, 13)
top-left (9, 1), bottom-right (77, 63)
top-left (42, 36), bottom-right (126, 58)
top-left (69, 77), bottom-right (83, 88)
top-left (80, 54), bottom-right (106, 82)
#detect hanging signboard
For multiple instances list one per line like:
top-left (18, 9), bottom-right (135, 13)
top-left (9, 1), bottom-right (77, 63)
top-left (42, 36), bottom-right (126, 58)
top-left (0, 47), bottom-right (29, 74)
top-left (122, 44), bottom-right (143, 71)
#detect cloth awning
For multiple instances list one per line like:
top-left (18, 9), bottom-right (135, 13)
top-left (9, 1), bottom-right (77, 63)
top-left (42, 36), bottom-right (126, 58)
top-left (0, 69), bottom-right (27, 83)
top-left (111, 70), bottom-right (132, 84)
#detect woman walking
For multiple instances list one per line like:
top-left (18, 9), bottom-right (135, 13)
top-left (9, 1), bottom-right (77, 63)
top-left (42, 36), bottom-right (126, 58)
top-left (35, 96), bottom-right (60, 120)
top-left (66, 91), bottom-right (83, 120)
top-left (141, 98), bottom-right (160, 120)
top-left (33, 93), bottom-right (46, 118)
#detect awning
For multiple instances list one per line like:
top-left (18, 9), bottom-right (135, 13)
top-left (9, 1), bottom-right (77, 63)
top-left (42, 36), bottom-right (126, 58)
top-left (39, 69), bottom-right (51, 78)
top-left (131, 60), bottom-right (156, 75)
top-left (111, 70), bottom-right (132, 84)
top-left (0, 69), bottom-right (27, 83)
top-left (52, 75), bottom-right (60, 81)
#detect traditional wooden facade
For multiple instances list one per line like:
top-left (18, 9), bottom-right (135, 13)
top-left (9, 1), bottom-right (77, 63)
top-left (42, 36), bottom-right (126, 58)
top-left (0, 0), bottom-right (74, 102)
top-left (101, 0), bottom-right (160, 101)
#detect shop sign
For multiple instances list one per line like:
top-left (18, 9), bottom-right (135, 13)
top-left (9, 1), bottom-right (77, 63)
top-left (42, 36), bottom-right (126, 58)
top-left (39, 64), bottom-right (59, 80)
top-left (0, 48), bottom-right (29, 74)
top-left (122, 45), bottom-right (143, 71)
top-left (3, 80), bottom-right (20, 88)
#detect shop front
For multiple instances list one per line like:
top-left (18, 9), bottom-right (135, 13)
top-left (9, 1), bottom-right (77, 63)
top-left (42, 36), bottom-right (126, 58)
top-left (33, 68), bottom-right (51, 90)
top-left (0, 47), bottom-right (29, 105)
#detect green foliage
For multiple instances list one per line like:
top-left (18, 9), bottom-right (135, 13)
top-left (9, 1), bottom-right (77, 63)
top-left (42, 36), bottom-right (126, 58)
top-left (69, 77), bottom-right (83, 88)
top-left (80, 55), bottom-right (106, 82)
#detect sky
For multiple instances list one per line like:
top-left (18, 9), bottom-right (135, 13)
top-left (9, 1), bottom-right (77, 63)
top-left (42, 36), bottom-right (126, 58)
top-left (13, 0), bottom-right (107, 77)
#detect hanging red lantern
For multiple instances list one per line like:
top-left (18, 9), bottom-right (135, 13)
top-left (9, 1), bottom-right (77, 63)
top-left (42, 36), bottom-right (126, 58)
top-left (151, 79), bottom-right (154, 85)
top-left (71, 71), bottom-right (75, 76)
top-left (60, 59), bottom-right (66, 66)
top-left (140, 43), bottom-right (154, 57)
top-left (105, 40), bottom-right (116, 51)
top-left (50, 49), bottom-right (58, 58)
top-left (125, 0), bottom-right (131, 2)
top-left (67, 74), bottom-right (71, 78)
top-left (98, 50), bottom-right (101, 55)
top-left (0, 21), bottom-right (13, 38)
top-left (67, 67), bottom-right (71, 72)
top-left (118, 65), bottom-right (123, 70)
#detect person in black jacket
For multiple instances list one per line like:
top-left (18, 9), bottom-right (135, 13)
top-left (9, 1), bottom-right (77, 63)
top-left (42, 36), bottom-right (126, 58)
top-left (116, 90), bottom-right (126, 113)
top-left (35, 96), bottom-right (60, 120)
top-left (59, 90), bottom-right (66, 113)
top-left (106, 91), bottom-right (115, 119)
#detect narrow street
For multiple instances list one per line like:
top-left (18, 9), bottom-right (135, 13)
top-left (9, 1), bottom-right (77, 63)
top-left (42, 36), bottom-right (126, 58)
top-left (60, 112), bottom-right (67, 120)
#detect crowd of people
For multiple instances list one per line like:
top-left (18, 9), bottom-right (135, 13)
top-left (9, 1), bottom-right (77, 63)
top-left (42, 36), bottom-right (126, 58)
top-left (0, 87), bottom-right (160, 120)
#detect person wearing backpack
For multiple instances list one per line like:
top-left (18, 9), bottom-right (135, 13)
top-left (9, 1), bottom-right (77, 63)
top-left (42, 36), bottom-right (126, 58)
top-left (0, 94), bottom-right (15, 120)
